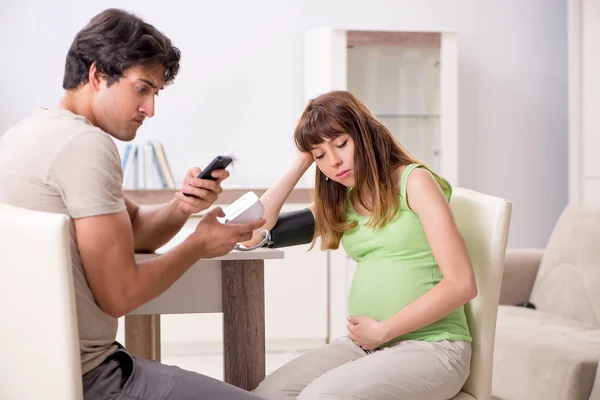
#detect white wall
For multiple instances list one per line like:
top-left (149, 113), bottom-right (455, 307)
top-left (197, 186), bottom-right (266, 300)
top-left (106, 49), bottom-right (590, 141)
top-left (0, 0), bottom-right (567, 248)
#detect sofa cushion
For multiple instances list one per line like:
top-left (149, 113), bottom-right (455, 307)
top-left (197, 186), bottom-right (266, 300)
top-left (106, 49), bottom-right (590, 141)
top-left (493, 305), bottom-right (600, 400)
top-left (530, 205), bottom-right (600, 326)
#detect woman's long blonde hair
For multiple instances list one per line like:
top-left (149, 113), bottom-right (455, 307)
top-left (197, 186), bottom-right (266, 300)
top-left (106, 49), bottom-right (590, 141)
top-left (294, 90), bottom-right (445, 250)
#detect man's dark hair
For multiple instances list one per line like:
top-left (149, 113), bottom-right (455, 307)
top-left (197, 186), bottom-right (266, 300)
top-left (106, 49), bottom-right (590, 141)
top-left (63, 8), bottom-right (181, 89)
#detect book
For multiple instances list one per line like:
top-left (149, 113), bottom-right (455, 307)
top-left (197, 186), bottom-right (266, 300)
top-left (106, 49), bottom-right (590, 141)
top-left (148, 140), bottom-right (176, 189)
top-left (121, 140), bottom-right (176, 190)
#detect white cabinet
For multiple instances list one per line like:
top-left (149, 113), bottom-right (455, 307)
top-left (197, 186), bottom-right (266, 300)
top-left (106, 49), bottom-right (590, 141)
top-left (303, 28), bottom-right (459, 185)
top-left (264, 238), bottom-right (328, 340)
top-left (569, 0), bottom-right (600, 204)
top-left (264, 203), bottom-right (328, 342)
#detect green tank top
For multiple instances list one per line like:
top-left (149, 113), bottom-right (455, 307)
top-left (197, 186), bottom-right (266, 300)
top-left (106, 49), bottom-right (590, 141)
top-left (342, 163), bottom-right (472, 345)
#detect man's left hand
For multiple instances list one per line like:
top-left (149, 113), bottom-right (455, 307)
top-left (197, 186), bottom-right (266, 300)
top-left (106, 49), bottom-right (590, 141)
top-left (174, 167), bottom-right (229, 215)
top-left (347, 316), bottom-right (391, 351)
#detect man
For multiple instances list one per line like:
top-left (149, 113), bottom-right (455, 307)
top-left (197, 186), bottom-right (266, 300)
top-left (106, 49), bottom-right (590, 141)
top-left (0, 8), bottom-right (265, 400)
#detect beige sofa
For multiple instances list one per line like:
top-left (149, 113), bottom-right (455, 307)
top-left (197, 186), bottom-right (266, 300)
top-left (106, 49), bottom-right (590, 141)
top-left (492, 205), bottom-right (600, 400)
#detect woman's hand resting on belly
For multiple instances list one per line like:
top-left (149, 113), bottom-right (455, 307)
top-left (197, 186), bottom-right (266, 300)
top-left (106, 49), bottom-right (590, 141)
top-left (346, 316), bottom-right (393, 351)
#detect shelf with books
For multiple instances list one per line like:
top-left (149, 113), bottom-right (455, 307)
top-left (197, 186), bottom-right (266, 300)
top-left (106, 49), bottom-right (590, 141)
top-left (121, 140), bottom-right (177, 190)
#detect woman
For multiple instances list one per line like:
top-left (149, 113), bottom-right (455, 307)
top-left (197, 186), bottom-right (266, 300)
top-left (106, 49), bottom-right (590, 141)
top-left (250, 90), bottom-right (476, 400)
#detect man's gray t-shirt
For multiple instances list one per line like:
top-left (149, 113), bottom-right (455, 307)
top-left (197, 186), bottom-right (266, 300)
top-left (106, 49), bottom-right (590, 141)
top-left (0, 107), bottom-right (126, 374)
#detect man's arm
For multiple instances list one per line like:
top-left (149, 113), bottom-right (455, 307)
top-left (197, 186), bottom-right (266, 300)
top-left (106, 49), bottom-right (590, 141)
top-left (75, 207), bottom-right (265, 318)
top-left (125, 197), bottom-right (189, 253)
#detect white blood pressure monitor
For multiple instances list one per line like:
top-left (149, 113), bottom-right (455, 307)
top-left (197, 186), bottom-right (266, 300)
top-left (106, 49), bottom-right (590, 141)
top-left (219, 192), bottom-right (270, 251)
top-left (218, 191), bottom-right (265, 224)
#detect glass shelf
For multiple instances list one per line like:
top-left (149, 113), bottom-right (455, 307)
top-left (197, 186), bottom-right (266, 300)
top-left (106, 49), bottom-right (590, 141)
top-left (375, 114), bottom-right (440, 119)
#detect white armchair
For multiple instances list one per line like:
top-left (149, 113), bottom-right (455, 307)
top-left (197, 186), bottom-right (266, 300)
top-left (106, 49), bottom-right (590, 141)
top-left (449, 188), bottom-right (512, 400)
top-left (0, 203), bottom-right (82, 400)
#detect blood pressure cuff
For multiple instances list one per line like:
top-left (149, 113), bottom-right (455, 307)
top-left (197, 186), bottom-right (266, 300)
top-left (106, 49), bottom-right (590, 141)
top-left (263, 208), bottom-right (315, 248)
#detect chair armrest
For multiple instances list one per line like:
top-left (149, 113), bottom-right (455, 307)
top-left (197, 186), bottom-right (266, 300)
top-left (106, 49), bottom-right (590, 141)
top-left (499, 248), bottom-right (544, 306)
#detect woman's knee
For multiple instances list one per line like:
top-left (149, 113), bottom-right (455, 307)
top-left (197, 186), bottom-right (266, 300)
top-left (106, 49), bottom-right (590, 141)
top-left (253, 374), bottom-right (298, 400)
top-left (297, 378), bottom-right (347, 400)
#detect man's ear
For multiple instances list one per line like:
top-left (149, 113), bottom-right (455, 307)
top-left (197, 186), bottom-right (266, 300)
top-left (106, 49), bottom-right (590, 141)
top-left (88, 62), bottom-right (105, 92)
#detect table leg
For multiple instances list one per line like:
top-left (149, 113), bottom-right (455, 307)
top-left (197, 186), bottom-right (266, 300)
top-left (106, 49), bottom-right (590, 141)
top-left (124, 314), bottom-right (161, 362)
top-left (222, 259), bottom-right (265, 391)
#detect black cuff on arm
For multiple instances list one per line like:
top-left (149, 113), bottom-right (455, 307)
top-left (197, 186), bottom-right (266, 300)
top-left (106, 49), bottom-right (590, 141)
top-left (263, 208), bottom-right (315, 248)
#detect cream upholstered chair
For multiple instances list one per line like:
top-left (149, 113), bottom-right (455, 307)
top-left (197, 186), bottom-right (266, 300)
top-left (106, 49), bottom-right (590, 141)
top-left (449, 188), bottom-right (512, 400)
top-left (0, 203), bottom-right (83, 400)
top-left (493, 205), bottom-right (600, 400)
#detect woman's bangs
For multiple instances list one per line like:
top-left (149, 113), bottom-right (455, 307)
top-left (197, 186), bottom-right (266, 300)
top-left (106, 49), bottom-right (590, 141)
top-left (295, 111), bottom-right (346, 152)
